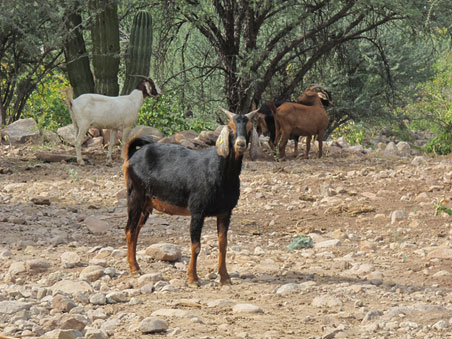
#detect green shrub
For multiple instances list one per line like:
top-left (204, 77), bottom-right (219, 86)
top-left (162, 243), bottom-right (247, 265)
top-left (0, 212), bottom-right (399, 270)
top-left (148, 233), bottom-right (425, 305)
top-left (138, 94), bottom-right (214, 136)
top-left (331, 121), bottom-right (366, 145)
top-left (23, 74), bottom-right (71, 131)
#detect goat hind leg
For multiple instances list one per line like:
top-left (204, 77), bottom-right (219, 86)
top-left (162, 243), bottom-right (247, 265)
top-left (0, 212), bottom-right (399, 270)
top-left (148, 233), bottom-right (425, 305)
top-left (75, 125), bottom-right (89, 165)
top-left (217, 213), bottom-right (232, 285)
top-left (106, 130), bottom-right (117, 166)
top-left (125, 196), bottom-right (151, 276)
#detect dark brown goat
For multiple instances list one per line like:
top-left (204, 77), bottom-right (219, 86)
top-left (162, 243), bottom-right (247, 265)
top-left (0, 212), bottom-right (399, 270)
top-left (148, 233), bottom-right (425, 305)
top-left (270, 85), bottom-right (330, 159)
top-left (122, 108), bottom-right (258, 286)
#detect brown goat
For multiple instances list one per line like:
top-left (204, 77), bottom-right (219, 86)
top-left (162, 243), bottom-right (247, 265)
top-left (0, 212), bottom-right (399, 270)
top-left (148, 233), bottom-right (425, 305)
top-left (270, 85), bottom-right (330, 159)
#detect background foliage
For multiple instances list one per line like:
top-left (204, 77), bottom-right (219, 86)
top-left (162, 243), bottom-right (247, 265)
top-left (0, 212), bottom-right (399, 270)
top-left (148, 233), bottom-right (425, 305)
top-left (0, 0), bottom-right (451, 151)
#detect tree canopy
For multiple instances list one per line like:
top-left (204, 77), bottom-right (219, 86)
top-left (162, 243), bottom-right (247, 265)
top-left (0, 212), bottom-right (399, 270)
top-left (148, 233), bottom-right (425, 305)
top-left (0, 0), bottom-right (451, 133)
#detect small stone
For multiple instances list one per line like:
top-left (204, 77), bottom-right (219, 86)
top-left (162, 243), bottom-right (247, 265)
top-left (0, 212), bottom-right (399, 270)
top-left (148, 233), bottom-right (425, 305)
top-left (145, 243), bottom-right (182, 262)
top-left (138, 317), bottom-right (168, 334)
top-left (232, 304), bottom-right (263, 314)
top-left (90, 293), bottom-right (107, 305)
top-left (60, 251), bottom-right (81, 268)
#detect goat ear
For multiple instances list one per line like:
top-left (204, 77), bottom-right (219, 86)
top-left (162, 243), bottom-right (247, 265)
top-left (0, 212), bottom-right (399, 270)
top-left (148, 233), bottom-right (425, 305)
top-left (216, 126), bottom-right (230, 158)
top-left (249, 126), bottom-right (259, 161)
top-left (317, 91), bottom-right (327, 101)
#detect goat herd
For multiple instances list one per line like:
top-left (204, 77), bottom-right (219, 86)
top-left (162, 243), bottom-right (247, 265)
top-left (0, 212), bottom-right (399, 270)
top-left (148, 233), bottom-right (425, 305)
top-left (65, 78), bottom-right (331, 286)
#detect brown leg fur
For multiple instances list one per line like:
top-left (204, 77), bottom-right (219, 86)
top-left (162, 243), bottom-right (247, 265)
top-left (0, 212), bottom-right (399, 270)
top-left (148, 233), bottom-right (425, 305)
top-left (217, 214), bottom-right (231, 284)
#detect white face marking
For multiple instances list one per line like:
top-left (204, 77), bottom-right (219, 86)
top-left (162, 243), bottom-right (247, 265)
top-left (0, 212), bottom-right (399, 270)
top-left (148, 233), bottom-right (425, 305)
top-left (153, 82), bottom-right (162, 96)
top-left (144, 82), bottom-right (152, 96)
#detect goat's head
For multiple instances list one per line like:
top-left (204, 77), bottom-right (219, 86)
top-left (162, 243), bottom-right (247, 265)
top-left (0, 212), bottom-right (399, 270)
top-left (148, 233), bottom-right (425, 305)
top-left (297, 85), bottom-right (333, 107)
top-left (216, 107), bottom-right (259, 158)
top-left (133, 75), bottom-right (162, 98)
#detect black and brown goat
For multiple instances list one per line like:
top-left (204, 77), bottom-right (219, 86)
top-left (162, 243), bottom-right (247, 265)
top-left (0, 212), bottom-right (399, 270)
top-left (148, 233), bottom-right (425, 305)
top-left (270, 85), bottom-right (330, 159)
top-left (122, 108), bottom-right (258, 285)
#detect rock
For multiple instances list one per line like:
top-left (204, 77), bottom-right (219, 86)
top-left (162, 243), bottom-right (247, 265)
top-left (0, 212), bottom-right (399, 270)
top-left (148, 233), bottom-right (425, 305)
top-left (427, 248), bottom-right (452, 260)
top-left (397, 141), bottom-right (411, 156)
top-left (2, 118), bottom-right (41, 144)
top-left (391, 210), bottom-right (406, 224)
top-left (384, 142), bottom-right (398, 156)
top-left (35, 152), bottom-right (75, 163)
top-left (145, 243), bottom-right (182, 262)
top-left (90, 293), bottom-right (107, 305)
top-left (129, 125), bottom-right (164, 140)
top-left (276, 283), bottom-right (301, 295)
top-left (207, 299), bottom-right (236, 308)
top-left (8, 261), bottom-right (26, 276)
top-left (51, 280), bottom-right (94, 295)
top-left (0, 301), bottom-right (31, 315)
top-left (43, 329), bottom-right (78, 339)
top-left (79, 265), bottom-right (105, 282)
top-left (84, 329), bottom-right (108, 339)
top-left (334, 137), bottom-right (350, 149)
top-left (137, 273), bottom-right (164, 286)
top-left (59, 313), bottom-right (88, 331)
top-left (60, 251), bottom-right (81, 268)
top-left (197, 130), bottom-right (219, 145)
top-left (106, 291), bottom-right (129, 304)
top-left (57, 124), bottom-right (88, 146)
top-left (53, 294), bottom-right (77, 312)
top-left (138, 317), bottom-right (168, 334)
top-left (314, 239), bottom-right (341, 249)
top-left (42, 129), bottom-right (62, 144)
top-left (312, 295), bottom-right (343, 308)
top-left (232, 304), bottom-right (263, 314)
top-left (151, 308), bottom-right (191, 318)
top-left (84, 216), bottom-right (109, 234)
top-left (411, 155), bottom-right (427, 166)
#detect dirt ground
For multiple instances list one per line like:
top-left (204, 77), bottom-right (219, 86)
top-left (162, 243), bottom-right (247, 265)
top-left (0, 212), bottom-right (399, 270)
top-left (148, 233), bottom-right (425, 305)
top-left (1, 142), bottom-right (452, 338)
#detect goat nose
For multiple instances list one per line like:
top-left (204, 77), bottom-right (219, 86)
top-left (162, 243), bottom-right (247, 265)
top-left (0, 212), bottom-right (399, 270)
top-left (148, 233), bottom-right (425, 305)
top-left (236, 138), bottom-right (246, 149)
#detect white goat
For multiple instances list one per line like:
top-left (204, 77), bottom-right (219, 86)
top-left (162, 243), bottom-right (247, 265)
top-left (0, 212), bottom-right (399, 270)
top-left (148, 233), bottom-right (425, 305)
top-left (66, 77), bottom-right (161, 165)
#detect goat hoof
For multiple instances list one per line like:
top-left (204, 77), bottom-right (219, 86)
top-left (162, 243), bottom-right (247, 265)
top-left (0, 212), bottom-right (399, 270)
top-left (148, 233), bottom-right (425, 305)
top-left (187, 280), bottom-right (200, 288)
top-left (130, 270), bottom-right (142, 278)
top-left (220, 278), bottom-right (233, 286)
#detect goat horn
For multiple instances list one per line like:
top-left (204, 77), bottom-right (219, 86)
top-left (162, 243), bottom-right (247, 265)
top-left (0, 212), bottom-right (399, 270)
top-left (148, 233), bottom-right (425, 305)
top-left (219, 107), bottom-right (236, 120)
top-left (308, 84), bottom-right (325, 91)
top-left (130, 75), bottom-right (154, 83)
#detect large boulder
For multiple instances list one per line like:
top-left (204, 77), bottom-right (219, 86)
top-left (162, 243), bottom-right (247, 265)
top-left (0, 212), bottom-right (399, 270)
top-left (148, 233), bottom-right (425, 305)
top-left (129, 125), bottom-right (164, 141)
top-left (2, 118), bottom-right (41, 144)
top-left (57, 124), bottom-right (88, 146)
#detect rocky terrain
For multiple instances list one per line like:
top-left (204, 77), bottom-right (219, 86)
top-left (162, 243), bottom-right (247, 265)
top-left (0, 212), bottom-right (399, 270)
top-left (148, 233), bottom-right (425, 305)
top-left (1, 135), bottom-right (452, 339)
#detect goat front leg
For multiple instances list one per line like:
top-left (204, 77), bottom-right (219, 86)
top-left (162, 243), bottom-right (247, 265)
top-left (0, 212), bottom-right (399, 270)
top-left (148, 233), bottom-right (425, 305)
top-left (121, 127), bottom-right (132, 160)
top-left (217, 212), bottom-right (232, 285)
top-left (106, 129), bottom-right (117, 166)
top-left (305, 135), bottom-right (312, 159)
top-left (188, 214), bottom-right (204, 286)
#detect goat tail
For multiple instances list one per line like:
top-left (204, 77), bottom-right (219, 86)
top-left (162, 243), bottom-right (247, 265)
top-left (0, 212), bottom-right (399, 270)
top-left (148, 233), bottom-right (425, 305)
top-left (63, 88), bottom-right (74, 111)
top-left (125, 135), bottom-right (155, 160)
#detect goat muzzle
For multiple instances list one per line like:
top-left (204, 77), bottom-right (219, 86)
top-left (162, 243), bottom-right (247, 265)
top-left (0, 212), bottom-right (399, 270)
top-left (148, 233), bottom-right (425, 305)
top-left (234, 137), bottom-right (247, 154)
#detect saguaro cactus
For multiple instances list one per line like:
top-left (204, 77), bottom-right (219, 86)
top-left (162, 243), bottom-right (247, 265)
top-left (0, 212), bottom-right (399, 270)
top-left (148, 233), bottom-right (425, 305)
top-left (90, 0), bottom-right (120, 96)
top-left (121, 11), bottom-right (153, 95)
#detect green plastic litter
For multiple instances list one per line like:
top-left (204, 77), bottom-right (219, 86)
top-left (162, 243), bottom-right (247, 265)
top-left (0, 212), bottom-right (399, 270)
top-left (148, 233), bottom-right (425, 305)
top-left (287, 235), bottom-right (314, 251)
